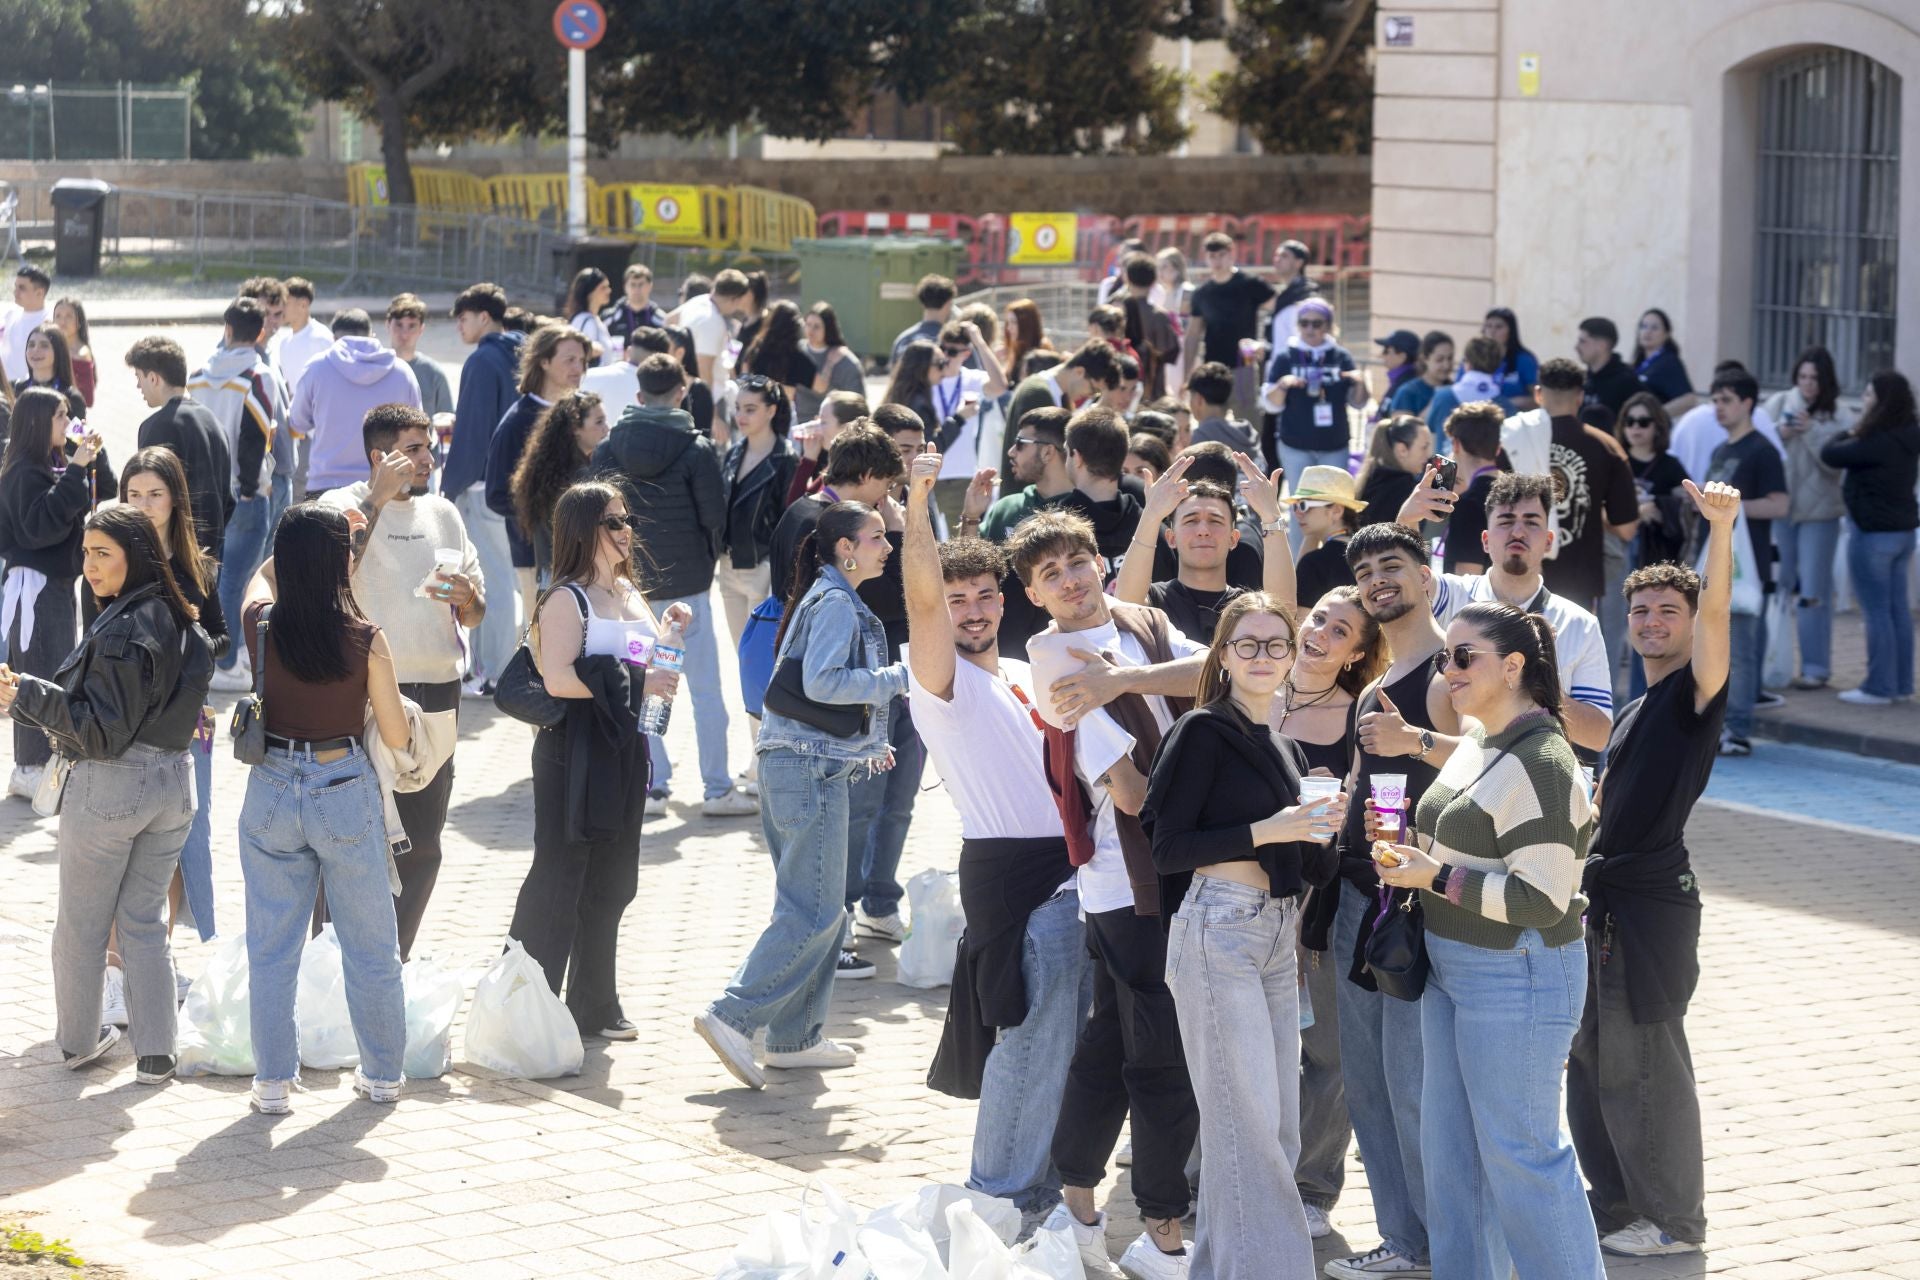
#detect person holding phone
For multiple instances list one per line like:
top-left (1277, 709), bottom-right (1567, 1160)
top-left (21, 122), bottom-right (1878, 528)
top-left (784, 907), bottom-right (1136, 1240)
top-left (1761, 347), bottom-right (1851, 690)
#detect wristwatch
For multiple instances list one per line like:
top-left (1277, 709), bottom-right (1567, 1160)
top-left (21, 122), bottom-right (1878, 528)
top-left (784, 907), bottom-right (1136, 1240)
top-left (1431, 865), bottom-right (1451, 895)
top-left (1262, 516), bottom-right (1287, 536)
top-left (1412, 728), bottom-right (1435, 760)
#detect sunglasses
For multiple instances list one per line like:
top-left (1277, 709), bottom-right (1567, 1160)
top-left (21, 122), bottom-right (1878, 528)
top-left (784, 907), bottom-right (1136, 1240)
top-left (1434, 645), bottom-right (1491, 673)
top-left (1229, 637), bottom-right (1293, 660)
top-left (1298, 319), bottom-right (1328, 330)
top-left (599, 515), bottom-right (635, 535)
top-left (1012, 436), bottom-right (1047, 449)
top-left (737, 373), bottom-right (777, 393)
top-left (941, 347), bottom-right (971, 359)
top-left (1623, 414), bottom-right (1656, 427)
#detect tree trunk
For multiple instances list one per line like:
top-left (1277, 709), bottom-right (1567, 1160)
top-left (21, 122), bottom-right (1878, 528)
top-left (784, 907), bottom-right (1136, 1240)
top-left (376, 88), bottom-right (416, 208)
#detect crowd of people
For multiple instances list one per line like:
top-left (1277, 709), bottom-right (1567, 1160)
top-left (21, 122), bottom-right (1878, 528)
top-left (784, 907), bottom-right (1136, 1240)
top-left (0, 243), bottom-right (1915, 1280)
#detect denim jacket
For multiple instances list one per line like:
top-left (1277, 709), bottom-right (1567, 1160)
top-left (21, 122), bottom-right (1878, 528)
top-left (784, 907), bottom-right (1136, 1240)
top-left (756, 565), bottom-right (906, 762)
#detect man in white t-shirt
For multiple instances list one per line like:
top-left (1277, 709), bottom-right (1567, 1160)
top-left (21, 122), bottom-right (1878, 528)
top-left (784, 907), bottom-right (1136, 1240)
top-left (0, 263), bottom-right (50, 384)
top-left (1006, 507), bottom-right (1207, 1277)
top-left (929, 319), bottom-right (1009, 529)
top-left (320, 405), bottom-right (485, 960)
top-left (898, 452), bottom-right (1091, 1236)
top-left (667, 268), bottom-right (753, 386)
top-left (581, 325), bottom-right (653, 411)
top-left (270, 276), bottom-right (334, 398)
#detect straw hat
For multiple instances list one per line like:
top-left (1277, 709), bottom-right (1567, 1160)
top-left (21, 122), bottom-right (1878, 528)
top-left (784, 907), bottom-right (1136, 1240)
top-left (1280, 464), bottom-right (1367, 511)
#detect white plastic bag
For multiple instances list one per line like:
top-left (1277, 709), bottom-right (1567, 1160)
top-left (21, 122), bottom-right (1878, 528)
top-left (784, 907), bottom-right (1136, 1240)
top-left (462, 938), bottom-right (583, 1078)
top-left (1007, 1225), bottom-right (1082, 1279)
top-left (175, 932), bottom-right (255, 1076)
top-left (862, 1185), bottom-right (1020, 1271)
top-left (896, 870), bottom-right (964, 989)
top-left (1762, 587), bottom-right (1795, 690)
top-left (716, 1178), bottom-right (871, 1279)
top-left (296, 924), bottom-right (360, 1069)
top-left (402, 957), bottom-right (465, 1078)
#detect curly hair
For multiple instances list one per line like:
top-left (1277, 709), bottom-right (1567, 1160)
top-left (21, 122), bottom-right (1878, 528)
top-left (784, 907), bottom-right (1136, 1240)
top-left (511, 391), bottom-right (604, 541)
top-left (938, 536), bottom-right (1007, 585)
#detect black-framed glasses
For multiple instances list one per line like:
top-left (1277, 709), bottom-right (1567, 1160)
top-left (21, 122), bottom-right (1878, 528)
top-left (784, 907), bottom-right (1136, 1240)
top-left (1229, 637), bottom-right (1293, 660)
top-left (599, 515), bottom-right (635, 534)
top-left (1434, 644), bottom-right (1490, 673)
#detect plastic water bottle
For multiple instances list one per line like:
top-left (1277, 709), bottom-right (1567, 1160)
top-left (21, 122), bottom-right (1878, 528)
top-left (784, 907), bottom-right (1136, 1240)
top-left (639, 624), bottom-right (684, 735)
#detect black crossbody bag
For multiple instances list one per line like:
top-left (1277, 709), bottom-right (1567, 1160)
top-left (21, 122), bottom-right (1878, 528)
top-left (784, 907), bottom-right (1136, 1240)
top-left (760, 590), bottom-right (872, 739)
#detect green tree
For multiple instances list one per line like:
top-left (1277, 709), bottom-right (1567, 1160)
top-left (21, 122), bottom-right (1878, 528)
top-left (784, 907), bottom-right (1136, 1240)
top-left (1204, 0), bottom-right (1374, 155)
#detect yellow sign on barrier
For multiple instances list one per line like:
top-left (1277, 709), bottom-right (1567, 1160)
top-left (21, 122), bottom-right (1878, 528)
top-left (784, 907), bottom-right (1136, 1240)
top-left (626, 184), bottom-right (706, 239)
top-left (1008, 212), bottom-right (1077, 264)
top-left (353, 164), bottom-right (391, 207)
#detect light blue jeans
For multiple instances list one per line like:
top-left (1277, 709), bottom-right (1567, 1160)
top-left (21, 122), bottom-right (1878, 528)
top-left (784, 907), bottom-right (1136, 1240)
top-left (240, 745), bottom-right (405, 1083)
top-left (1725, 609), bottom-right (1764, 739)
top-left (647, 590), bottom-right (733, 800)
top-left (968, 887), bottom-right (1092, 1213)
top-left (1332, 881), bottom-right (1429, 1262)
top-left (215, 496), bottom-right (271, 672)
top-left (1776, 517), bottom-right (1841, 682)
top-left (1279, 445), bottom-right (1352, 558)
top-left (1848, 527), bottom-right (1916, 698)
top-left (1167, 879), bottom-right (1315, 1280)
top-left (177, 730), bottom-right (216, 941)
top-left (454, 485), bottom-right (518, 685)
top-left (709, 749), bottom-right (859, 1052)
top-left (1421, 931), bottom-right (1604, 1280)
top-left (844, 698), bottom-right (924, 917)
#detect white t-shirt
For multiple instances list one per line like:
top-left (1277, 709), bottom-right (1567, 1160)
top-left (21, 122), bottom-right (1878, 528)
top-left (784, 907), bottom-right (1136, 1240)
top-left (0, 304), bottom-right (47, 384)
top-left (571, 311), bottom-right (618, 366)
top-left (1670, 403), bottom-right (1783, 483)
top-left (934, 367), bottom-right (993, 480)
top-left (906, 652), bottom-right (1064, 841)
top-left (319, 483), bottom-right (481, 685)
top-left (1430, 573), bottom-right (1614, 719)
top-left (272, 320), bottom-right (334, 398)
top-left (581, 361), bottom-right (641, 414)
top-left (673, 294), bottom-right (731, 360)
top-left (1063, 616), bottom-right (1205, 914)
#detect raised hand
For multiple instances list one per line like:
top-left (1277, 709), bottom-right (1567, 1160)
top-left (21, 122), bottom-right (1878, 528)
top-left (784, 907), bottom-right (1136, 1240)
top-left (1234, 452), bottom-right (1284, 524)
top-left (909, 449), bottom-right (942, 497)
top-left (963, 468), bottom-right (997, 521)
top-left (1141, 453), bottom-right (1194, 525)
top-left (1684, 478), bottom-right (1740, 525)
top-left (1356, 688), bottom-right (1421, 757)
top-left (1396, 466), bottom-right (1457, 528)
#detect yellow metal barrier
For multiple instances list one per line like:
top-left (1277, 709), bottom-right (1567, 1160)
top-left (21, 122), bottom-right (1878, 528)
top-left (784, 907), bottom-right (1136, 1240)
top-left (346, 163), bottom-right (488, 210)
top-left (483, 172), bottom-right (579, 222)
top-left (735, 185), bottom-right (817, 254)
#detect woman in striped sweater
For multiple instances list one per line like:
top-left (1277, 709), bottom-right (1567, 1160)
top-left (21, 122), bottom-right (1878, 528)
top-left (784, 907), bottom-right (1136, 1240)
top-left (1375, 600), bottom-right (1605, 1280)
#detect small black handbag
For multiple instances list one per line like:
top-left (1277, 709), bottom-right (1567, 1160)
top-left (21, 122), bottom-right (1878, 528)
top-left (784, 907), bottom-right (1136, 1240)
top-left (758, 592), bottom-right (871, 739)
top-left (492, 585), bottom-right (590, 729)
top-left (1363, 888), bottom-right (1428, 1001)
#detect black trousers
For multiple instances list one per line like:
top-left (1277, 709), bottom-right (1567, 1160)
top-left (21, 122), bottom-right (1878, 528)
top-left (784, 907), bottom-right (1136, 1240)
top-left (508, 725), bottom-right (643, 1033)
top-left (7, 575), bottom-right (76, 769)
top-left (1052, 905), bottom-right (1199, 1221)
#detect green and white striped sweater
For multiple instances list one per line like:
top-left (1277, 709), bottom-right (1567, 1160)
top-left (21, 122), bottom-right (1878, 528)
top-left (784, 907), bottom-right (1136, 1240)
top-left (1413, 712), bottom-right (1591, 949)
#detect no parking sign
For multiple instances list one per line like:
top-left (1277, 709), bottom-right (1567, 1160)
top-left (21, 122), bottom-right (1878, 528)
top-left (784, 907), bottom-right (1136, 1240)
top-left (1008, 212), bottom-right (1077, 265)
top-left (625, 184), bottom-right (705, 239)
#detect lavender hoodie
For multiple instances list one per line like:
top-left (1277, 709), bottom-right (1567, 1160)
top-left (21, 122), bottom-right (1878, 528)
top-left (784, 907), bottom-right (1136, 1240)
top-left (290, 336), bottom-right (422, 493)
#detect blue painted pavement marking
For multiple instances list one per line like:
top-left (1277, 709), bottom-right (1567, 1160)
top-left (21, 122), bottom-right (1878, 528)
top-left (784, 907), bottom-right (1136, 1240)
top-left (1698, 738), bottom-right (1920, 843)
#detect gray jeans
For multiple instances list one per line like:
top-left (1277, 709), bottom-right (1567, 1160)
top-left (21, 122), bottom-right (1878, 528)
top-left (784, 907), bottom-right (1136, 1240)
top-left (1297, 936), bottom-right (1349, 1210)
top-left (1167, 878), bottom-right (1316, 1280)
top-left (1567, 925), bottom-right (1707, 1243)
top-left (52, 744), bottom-right (195, 1057)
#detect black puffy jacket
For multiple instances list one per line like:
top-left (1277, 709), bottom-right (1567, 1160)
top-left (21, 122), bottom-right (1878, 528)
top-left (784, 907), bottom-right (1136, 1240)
top-left (11, 582), bottom-right (214, 759)
top-left (591, 403), bottom-right (725, 600)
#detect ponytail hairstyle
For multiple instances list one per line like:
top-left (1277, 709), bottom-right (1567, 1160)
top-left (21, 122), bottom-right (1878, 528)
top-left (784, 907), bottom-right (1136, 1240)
top-left (1195, 591), bottom-right (1296, 707)
top-left (82, 504), bottom-right (197, 629)
top-left (118, 446), bottom-right (214, 594)
top-left (773, 500), bottom-right (876, 652)
top-left (1355, 413), bottom-right (1426, 493)
top-left (1455, 600), bottom-right (1563, 727)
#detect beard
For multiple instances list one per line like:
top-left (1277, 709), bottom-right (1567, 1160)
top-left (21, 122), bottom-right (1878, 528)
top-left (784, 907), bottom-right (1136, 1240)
top-left (410, 480), bottom-right (431, 497)
top-left (1500, 552), bottom-right (1529, 576)
top-left (956, 630), bottom-right (996, 655)
top-left (1368, 594), bottom-right (1417, 624)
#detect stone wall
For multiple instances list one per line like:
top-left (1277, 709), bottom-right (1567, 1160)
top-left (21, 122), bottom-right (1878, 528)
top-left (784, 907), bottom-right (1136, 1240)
top-left (0, 154), bottom-right (1371, 217)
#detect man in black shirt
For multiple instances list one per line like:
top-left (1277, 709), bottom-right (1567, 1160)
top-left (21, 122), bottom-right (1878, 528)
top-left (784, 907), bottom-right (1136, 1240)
top-left (1114, 463), bottom-right (1292, 645)
top-left (127, 336), bottom-right (233, 555)
top-left (1575, 317), bottom-right (1643, 413)
top-left (1532, 357), bottom-right (1640, 611)
top-left (1184, 231), bottom-right (1274, 373)
top-left (1571, 478), bottom-right (1738, 1260)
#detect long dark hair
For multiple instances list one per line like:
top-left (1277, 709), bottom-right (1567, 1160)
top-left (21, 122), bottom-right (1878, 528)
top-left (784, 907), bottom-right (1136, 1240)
top-left (24, 322), bottom-right (77, 391)
top-left (54, 297), bottom-right (91, 353)
top-left (1792, 346), bottom-right (1840, 417)
top-left (1856, 370), bottom-right (1917, 439)
top-left (546, 480), bottom-right (637, 598)
top-left (1631, 308), bottom-right (1680, 366)
top-left (119, 447), bottom-right (214, 594)
top-left (1355, 413), bottom-right (1426, 493)
top-left (1483, 306), bottom-right (1525, 373)
top-left (665, 324), bottom-right (700, 379)
top-left (882, 340), bottom-right (939, 412)
top-left (1, 385), bottom-right (68, 476)
top-left (1003, 299), bottom-right (1049, 380)
top-left (742, 299), bottom-right (804, 377)
top-left (734, 373), bottom-right (793, 439)
top-left (564, 267), bottom-right (609, 321)
top-left (83, 504), bottom-right (196, 629)
top-left (268, 503), bottom-right (367, 684)
top-left (1456, 601), bottom-right (1563, 727)
top-left (808, 301), bottom-right (845, 349)
top-left (512, 391), bottom-right (603, 541)
top-left (773, 500), bottom-right (876, 652)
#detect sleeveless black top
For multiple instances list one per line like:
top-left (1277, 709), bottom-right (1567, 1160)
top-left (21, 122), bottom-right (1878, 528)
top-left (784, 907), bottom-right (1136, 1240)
top-left (1338, 652), bottom-right (1444, 859)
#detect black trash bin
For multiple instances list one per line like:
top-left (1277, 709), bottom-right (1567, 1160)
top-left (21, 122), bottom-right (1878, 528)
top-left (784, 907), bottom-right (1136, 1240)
top-left (50, 179), bottom-right (114, 279)
top-left (550, 237), bottom-right (634, 311)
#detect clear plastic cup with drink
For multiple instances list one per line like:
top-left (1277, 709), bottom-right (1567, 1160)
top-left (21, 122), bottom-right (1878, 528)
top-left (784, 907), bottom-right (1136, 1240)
top-left (1298, 776), bottom-right (1342, 839)
top-left (1370, 773), bottom-right (1407, 861)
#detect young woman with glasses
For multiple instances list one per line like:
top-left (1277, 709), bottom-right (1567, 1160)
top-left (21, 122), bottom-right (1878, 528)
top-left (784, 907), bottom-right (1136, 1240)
top-left (1143, 592), bottom-right (1349, 1279)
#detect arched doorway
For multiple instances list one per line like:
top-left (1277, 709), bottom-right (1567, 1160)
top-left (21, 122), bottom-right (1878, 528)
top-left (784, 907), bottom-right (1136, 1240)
top-left (1753, 48), bottom-right (1901, 388)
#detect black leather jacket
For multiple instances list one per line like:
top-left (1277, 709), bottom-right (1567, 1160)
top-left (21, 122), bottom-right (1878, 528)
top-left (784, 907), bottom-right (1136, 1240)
top-left (722, 435), bottom-right (799, 571)
top-left (11, 583), bottom-right (214, 759)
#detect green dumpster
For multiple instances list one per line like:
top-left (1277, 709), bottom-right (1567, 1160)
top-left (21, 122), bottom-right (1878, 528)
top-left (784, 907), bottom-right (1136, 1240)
top-left (792, 236), bottom-right (967, 363)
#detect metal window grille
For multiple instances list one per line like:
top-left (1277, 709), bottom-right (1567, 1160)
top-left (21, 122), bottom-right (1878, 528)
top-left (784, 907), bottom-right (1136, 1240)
top-left (1754, 49), bottom-right (1901, 389)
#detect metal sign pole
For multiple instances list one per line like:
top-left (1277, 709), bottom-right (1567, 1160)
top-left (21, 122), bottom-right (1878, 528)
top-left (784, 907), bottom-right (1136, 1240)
top-left (568, 47), bottom-right (587, 236)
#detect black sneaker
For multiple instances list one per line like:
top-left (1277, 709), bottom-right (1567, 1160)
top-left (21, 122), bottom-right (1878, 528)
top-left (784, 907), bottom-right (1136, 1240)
top-left (598, 1019), bottom-right (639, 1041)
top-left (836, 949), bottom-right (876, 980)
top-left (63, 1025), bottom-right (120, 1070)
top-left (1756, 691), bottom-right (1787, 709)
top-left (135, 1055), bottom-right (176, 1085)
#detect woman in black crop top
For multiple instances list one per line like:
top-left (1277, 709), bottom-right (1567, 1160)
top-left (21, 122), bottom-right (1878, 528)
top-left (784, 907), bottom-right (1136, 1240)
top-left (1143, 593), bottom-right (1348, 1280)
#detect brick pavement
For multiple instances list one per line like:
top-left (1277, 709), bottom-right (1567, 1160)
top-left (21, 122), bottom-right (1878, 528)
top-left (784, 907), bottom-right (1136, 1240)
top-left (5, 596), bottom-right (1920, 1278)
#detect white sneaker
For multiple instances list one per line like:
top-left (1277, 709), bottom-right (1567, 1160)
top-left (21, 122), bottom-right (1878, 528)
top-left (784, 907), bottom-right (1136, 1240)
top-left (102, 965), bottom-right (129, 1028)
top-left (1600, 1219), bottom-right (1701, 1257)
top-left (351, 1069), bottom-right (401, 1103)
top-left (693, 1009), bottom-right (765, 1090)
top-left (1115, 1140), bottom-right (1133, 1166)
top-left (1324, 1245), bottom-right (1430, 1277)
top-left (250, 1079), bottom-right (294, 1114)
top-left (8, 763), bottom-right (44, 800)
top-left (854, 908), bottom-right (906, 944)
top-left (644, 791), bottom-right (668, 818)
top-left (1304, 1203), bottom-right (1333, 1239)
top-left (209, 665), bottom-right (253, 693)
top-left (1118, 1234), bottom-right (1190, 1280)
top-left (702, 789), bottom-right (761, 817)
top-left (736, 767), bottom-right (760, 798)
top-left (1041, 1205), bottom-right (1125, 1278)
top-left (764, 1039), bottom-right (857, 1070)
top-left (1839, 687), bottom-right (1895, 707)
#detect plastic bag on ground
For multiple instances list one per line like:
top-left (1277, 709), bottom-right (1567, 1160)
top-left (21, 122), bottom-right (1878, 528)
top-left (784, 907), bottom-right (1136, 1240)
top-left (1008, 1225), bottom-right (1081, 1279)
top-left (461, 938), bottom-right (583, 1079)
top-left (862, 1185), bottom-right (1020, 1271)
top-left (716, 1177), bottom-right (870, 1279)
top-left (295, 923), bottom-right (360, 1069)
top-left (402, 956), bottom-right (465, 1078)
top-left (175, 932), bottom-right (254, 1077)
top-left (896, 869), bottom-right (964, 989)
top-left (1762, 587), bottom-right (1796, 690)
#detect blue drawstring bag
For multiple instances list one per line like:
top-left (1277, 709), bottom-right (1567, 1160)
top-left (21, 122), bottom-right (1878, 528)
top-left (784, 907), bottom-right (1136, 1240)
top-left (738, 595), bottom-right (784, 717)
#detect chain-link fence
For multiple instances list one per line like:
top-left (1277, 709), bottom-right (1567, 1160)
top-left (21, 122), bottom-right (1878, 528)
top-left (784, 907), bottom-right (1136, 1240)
top-left (0, 84), bottom-right (193, 161)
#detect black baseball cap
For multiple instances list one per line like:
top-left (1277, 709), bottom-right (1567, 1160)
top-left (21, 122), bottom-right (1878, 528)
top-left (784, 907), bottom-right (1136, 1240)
top-left (1373, 329), bottom-right (1420, 358)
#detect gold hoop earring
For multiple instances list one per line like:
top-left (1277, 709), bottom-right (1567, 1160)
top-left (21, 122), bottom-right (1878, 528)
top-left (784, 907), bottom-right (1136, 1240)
top-left (842, 557), bottom-right (857, 572)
